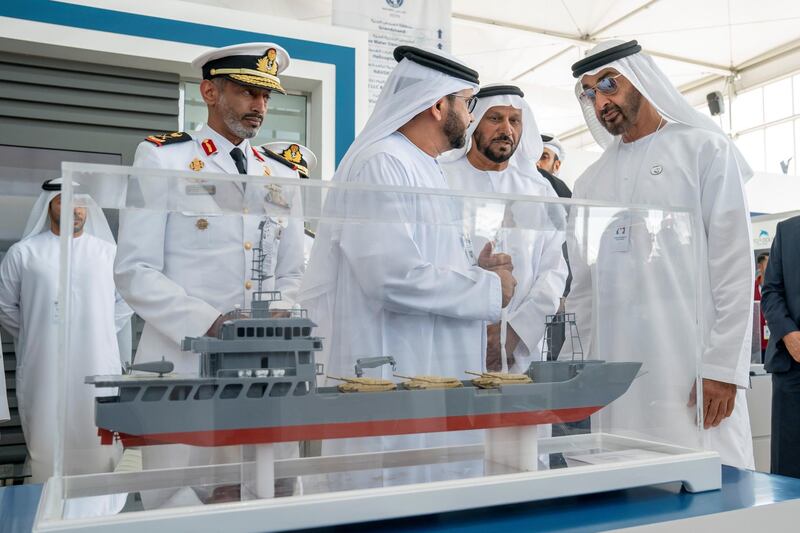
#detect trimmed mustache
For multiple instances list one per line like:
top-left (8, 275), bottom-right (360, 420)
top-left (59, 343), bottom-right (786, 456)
top-left (491, 134), bottom-right (513, 144)
top-left (601, 104), bottom-right (622, 121)
top-left (242, 113), bottom-right (263, 123)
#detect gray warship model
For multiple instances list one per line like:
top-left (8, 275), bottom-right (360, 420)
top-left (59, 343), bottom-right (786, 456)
top-left (87, 222), bottom-right (642, 448)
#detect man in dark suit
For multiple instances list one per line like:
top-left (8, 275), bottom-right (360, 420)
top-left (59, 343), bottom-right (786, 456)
top-left (761, 215), bottom-right (800, 478)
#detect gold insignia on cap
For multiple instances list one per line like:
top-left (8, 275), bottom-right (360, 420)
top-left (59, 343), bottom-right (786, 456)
top-left (256, 48), bottom-right (279, 76)
top-left (281, 144), bottom-right (303, 164)
top-left (196, 218), bottom-right (209, 231)
top-left (189, 158), bottom-right (205, 171)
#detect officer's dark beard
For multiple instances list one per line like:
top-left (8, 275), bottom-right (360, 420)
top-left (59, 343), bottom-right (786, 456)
top-left (474, 130), bottom-right (517, 163)
top-left (443, 107), bottom-right (468, 150)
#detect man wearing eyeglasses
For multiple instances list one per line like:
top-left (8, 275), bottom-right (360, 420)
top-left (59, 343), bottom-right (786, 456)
top-left (566, 40), bottom-right (755, 469)
top-left (301, 47), bottom-right (517, 486)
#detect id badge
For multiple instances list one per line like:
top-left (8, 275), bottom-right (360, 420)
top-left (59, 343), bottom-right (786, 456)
top-left (462, 231), bottom-right (477, 266)
top-left (611, 213), bottom-right (631, 253)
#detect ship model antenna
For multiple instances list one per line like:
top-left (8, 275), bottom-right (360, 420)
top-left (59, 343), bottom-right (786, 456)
top-left (249, 219), bottom-right (280, 318)
top-left (542, 313), bottom-right (584, 362)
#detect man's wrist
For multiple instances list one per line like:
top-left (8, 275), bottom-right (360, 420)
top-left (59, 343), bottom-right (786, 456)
top-left (205, 314), bottom-right (224, 337)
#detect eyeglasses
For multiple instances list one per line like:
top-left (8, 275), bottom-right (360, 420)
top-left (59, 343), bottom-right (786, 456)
top-left (450, 94), bottom-right (478, 113)
top-left (579, 74), bottom-right (624, 104)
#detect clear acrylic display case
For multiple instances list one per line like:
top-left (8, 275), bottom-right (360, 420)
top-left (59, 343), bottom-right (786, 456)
top-left (33, 162), bottom-right (719, 531)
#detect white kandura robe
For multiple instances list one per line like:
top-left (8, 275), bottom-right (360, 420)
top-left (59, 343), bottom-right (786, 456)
top-left (0, 231), bottom-right (131, 514)
top-left (441, 157), bottom-right (568, 371)
top-left (311, 132), bottom-right (502, 486)
top-left (568, 123), bottom-right (754, 469)
top-left (0, 330), bottom-right (8, 422)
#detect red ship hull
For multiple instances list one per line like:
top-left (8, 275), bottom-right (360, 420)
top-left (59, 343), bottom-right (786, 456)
top-left (102, 405), bottom-right (601, 448)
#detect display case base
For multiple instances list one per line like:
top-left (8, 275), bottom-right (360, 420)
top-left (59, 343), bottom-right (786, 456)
top-left (33, 433), bottom-right (720, 532)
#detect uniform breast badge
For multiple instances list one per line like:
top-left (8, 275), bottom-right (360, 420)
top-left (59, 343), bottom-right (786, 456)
top-left (189, 158), bottom-right (205, 171)
top-left (196, 218), bottom-right (209, 231)
top-left (264, 183), bottom-right (289, 208)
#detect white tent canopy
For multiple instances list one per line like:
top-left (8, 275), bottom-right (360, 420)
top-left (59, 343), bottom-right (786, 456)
top-left (193, 0), bottom-right (800, 144)
top-left (186, 0), bottom-right (800, 206)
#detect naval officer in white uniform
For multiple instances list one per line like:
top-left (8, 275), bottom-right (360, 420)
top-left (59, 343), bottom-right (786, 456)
top-left (116, 42), bottom-right (304, 374)
top-left (114, 42), bottom-right (305, 507)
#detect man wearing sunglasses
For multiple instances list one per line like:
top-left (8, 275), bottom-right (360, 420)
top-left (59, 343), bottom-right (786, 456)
top-left (566, 40), bottom-right (755, 469)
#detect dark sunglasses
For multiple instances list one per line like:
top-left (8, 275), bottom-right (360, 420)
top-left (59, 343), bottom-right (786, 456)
top-left (579, 74), bottom-right (624, 104)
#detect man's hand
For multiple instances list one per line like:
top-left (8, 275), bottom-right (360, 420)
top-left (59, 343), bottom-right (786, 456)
top-left (478, 242), bottom-right (513, 273)
top-left (205, 309), bottom-right (249, 337)
top-left (486, 323), bottom-right (521, 371)
top-left (496, 269), bottom-right (517, 308)
top-left (688, 378), bottom-right (737, 429)
top-left (783, 331), bottom-right (800, 363)
top-left (205, 314), bottom-right (225, 338)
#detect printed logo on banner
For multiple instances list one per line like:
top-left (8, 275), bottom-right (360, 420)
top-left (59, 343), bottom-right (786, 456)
top-left (754, 228), bottom-right (771, 248)
top-left (386, 0), bottom-right (404, 7)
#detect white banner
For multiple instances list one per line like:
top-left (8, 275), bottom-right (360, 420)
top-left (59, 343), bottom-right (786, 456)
top-left (333, 0), bottom-right (452, 112)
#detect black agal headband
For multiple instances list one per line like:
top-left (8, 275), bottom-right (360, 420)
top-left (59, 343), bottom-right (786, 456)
top-left (42, 179), bottom-right (62, 191)
top-left (476, 85), bottom-right (524, 99)
top-left (393, 45), bottom-right (480, 85)
top-left (571, 40), bottom-right (642, 78)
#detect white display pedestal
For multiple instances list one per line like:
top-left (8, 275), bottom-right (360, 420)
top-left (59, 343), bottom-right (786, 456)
top-left (34, 433), bottom-right (721, 532)
top-left (255, 444), bottom-right (275, 499)
top-left (485, 425), bottom-right (539, 471)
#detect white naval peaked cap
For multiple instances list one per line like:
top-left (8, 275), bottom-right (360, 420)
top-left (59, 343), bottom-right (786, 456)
top-left (192, 42), bottom-right (290, 94)
top-left (261, 142), bottom-right (318, 177)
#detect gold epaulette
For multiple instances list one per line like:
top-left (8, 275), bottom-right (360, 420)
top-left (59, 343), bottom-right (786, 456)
top-left (144, 132), bottom-right (192, 147)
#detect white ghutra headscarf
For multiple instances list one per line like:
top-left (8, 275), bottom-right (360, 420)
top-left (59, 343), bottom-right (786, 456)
top-left (300, 46), bottom-right (480, 303)
top-left (573, 40), bottom-right (752, 182)
top-left (22, 178), bottom-right (115, 243)
top-left (440, 83), bottom-right (543, 172)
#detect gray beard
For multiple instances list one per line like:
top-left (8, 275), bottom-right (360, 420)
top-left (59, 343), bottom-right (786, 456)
top-left (219, 93), bottom-right (260, 139)
top-left (223, 113), bottom-right (259, 139)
